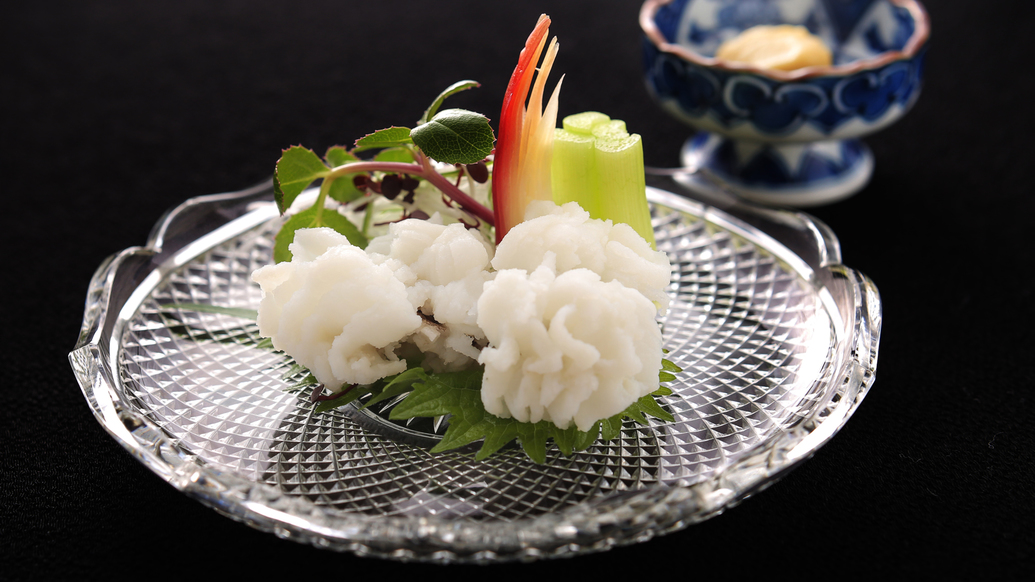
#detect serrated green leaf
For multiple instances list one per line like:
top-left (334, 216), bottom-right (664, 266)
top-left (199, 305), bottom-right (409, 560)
top-left (474, 419), bottom-right (521, 460)
top-left (316, 208), bottom-right (368, 248)
top-left (273, 146), bottom-right (329, 214)
top-left (634, 392), bottom-right (674, 422)
top-left (574, 422), bottom-right (600, 451)
top-left (662, 358), bottom-right (681, 372)
top-left (390, 368), bottom-right (482, 419)
top-left (551, 426), bottom-right (578, 456)
top-left (388, 378), bottom-right (456, 419)
top-left (375, 363), bottom-right (674, 463)
top-left (374, 147), bottom-right (416, 164)
top-left (362, 367), bottom-right (427, 409)
top-left (434, 414), bottom-right (490, 454)
top-left (273, 206), bottom-right (367, 263)
top-left (327, 175), bottom-right (364, 204)
top-left (419, 80), bottom-right (481, 125)
top-left (600, 415), bottom-right (624, 441)
top-left (325, 145), bottom-right (358, 168)
top-left (322, 147), bottom-right (365, 203)
top-left (409, 108), bottom-right (494, 165)
top-left (659, 372), bottom-right (677, 382)
top-left (355, 126), bottom-right (413, 149)
top-left (516, 422), bottom-right (551, 464)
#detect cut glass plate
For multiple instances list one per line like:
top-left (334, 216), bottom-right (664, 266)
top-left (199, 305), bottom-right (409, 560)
top-left (69, 177), bottom-right (880, 562)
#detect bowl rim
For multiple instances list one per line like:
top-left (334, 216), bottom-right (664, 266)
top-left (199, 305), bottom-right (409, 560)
top-left (640, 0), bottom-right (929, 81)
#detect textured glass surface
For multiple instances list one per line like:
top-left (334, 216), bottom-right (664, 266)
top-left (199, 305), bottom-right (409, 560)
top-left (70, 181), bottom-right (880, 562)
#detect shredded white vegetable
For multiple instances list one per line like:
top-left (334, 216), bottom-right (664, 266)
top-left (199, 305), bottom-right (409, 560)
top-left (251, 200), bottom-right (672, 431)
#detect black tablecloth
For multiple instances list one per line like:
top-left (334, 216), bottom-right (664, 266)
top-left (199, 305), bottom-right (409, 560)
top-left (4, 1), bottom-right (1032, 579)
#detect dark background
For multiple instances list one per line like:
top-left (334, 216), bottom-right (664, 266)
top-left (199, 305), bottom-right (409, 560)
top-left (3, 1), bottom-right (1032, 579)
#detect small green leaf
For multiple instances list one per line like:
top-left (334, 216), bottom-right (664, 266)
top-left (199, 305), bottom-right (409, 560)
top-left (474, 419), bottom-right (521, 460)
top-left (551, 426), bottom-right (578, 456)
top-left (316, 207), bottom-right (368, 248)
top-left (273, 146), bottom-right (329, 214)
top-left (374, 147), bottom-right (416, 164)
top-left (326, 175), bottom-right (364, 204)
top-left (516, 422), bottom-right (551, 464)
top-left (325, 145), bottom-right (358, 168)
top-left (634, 392), bottom-right (674, 423)
top-left (274, 207), bottom-right (318, 263)
top-left (662, 358), bottom-right (681, 372)
top-left (434, 413), bottom-right (490, 454)
top-left (355, 126), bottom-right (413, 149)
top-left (409, 108), bottom-right (494, 165)
top-left (600, 415), bottom-right (624, 441)
top-left (419, 80), bottom-right (481, 125)
top-left (574, 422), bottom-right (600, 451)
top-left (273, 206), bottom-right (368, 263)
top-left (362, 367), bottom-right (427, 409)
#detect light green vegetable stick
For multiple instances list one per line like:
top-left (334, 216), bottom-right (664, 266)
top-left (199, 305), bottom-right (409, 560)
top-left (551, 112), bottom-right (655, 248)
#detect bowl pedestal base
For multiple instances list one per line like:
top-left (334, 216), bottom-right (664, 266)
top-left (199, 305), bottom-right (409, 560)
top-left (679, 132), bottom-right (874, 207)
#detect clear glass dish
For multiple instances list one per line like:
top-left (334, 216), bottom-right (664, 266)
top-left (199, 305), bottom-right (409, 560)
top-left (69, 175), bottom-right (880, 562)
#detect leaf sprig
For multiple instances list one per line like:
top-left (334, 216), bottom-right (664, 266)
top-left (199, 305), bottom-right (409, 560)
top-left (272, 81), bottom-right (497, 262)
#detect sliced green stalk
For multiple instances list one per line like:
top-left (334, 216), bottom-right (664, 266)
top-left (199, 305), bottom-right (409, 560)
top-left (563, 111), bottom-right (611, 136)
top-left (550, 112), bottom-right (655, 248)
top-left (593, 129), bottom-right (654, 249)
top-left (551, 128), bottom-right (597, 216)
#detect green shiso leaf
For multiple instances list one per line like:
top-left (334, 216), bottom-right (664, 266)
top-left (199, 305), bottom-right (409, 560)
top-left (273, 146), bottom-right (329, 214)
top-left (355, 126), bottom-right (413, 150)
top-left (409, 108), bottom-right (494, 165)
top-left (387, 366), bottom-right (677, 463)
top-left (361, 367), bottom-right (428, 409)
top-left (419, 80), bottom-right (480, 125)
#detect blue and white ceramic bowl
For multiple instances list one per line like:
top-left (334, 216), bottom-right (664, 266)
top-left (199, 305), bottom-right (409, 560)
top-left (641, 0), bottom-right (929, 206)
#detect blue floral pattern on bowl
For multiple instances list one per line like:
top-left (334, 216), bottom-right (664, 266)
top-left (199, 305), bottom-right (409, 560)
top-left (641, 0), bottom-right (928, 205)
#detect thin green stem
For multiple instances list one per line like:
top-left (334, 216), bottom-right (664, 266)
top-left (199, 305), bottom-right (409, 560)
top-left (325, 159), bottom-right (495, 226)
top-left (315, 175), bottom-right (333, 223)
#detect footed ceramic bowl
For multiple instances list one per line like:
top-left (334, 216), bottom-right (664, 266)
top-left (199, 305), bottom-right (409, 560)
top-left (641, 0), bottom-right (929, 206)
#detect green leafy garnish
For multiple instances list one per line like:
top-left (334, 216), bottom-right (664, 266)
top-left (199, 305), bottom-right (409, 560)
top-left (420, 80), bottom-right (480, 125)
top-left (273, 146), bottom-right (330, 214)
top-left (409, 108), bottom-right (495, 165)
top-left (273, 205), bottom-right (367, 263)
top-left (385, 363), bottom-right (678, 464)
top-left (324, 145), bottom-right (358, 168)
top-left (355, 126), bottom-right (414, 150)
top-left (268, 81), bottom-right (497, 263)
